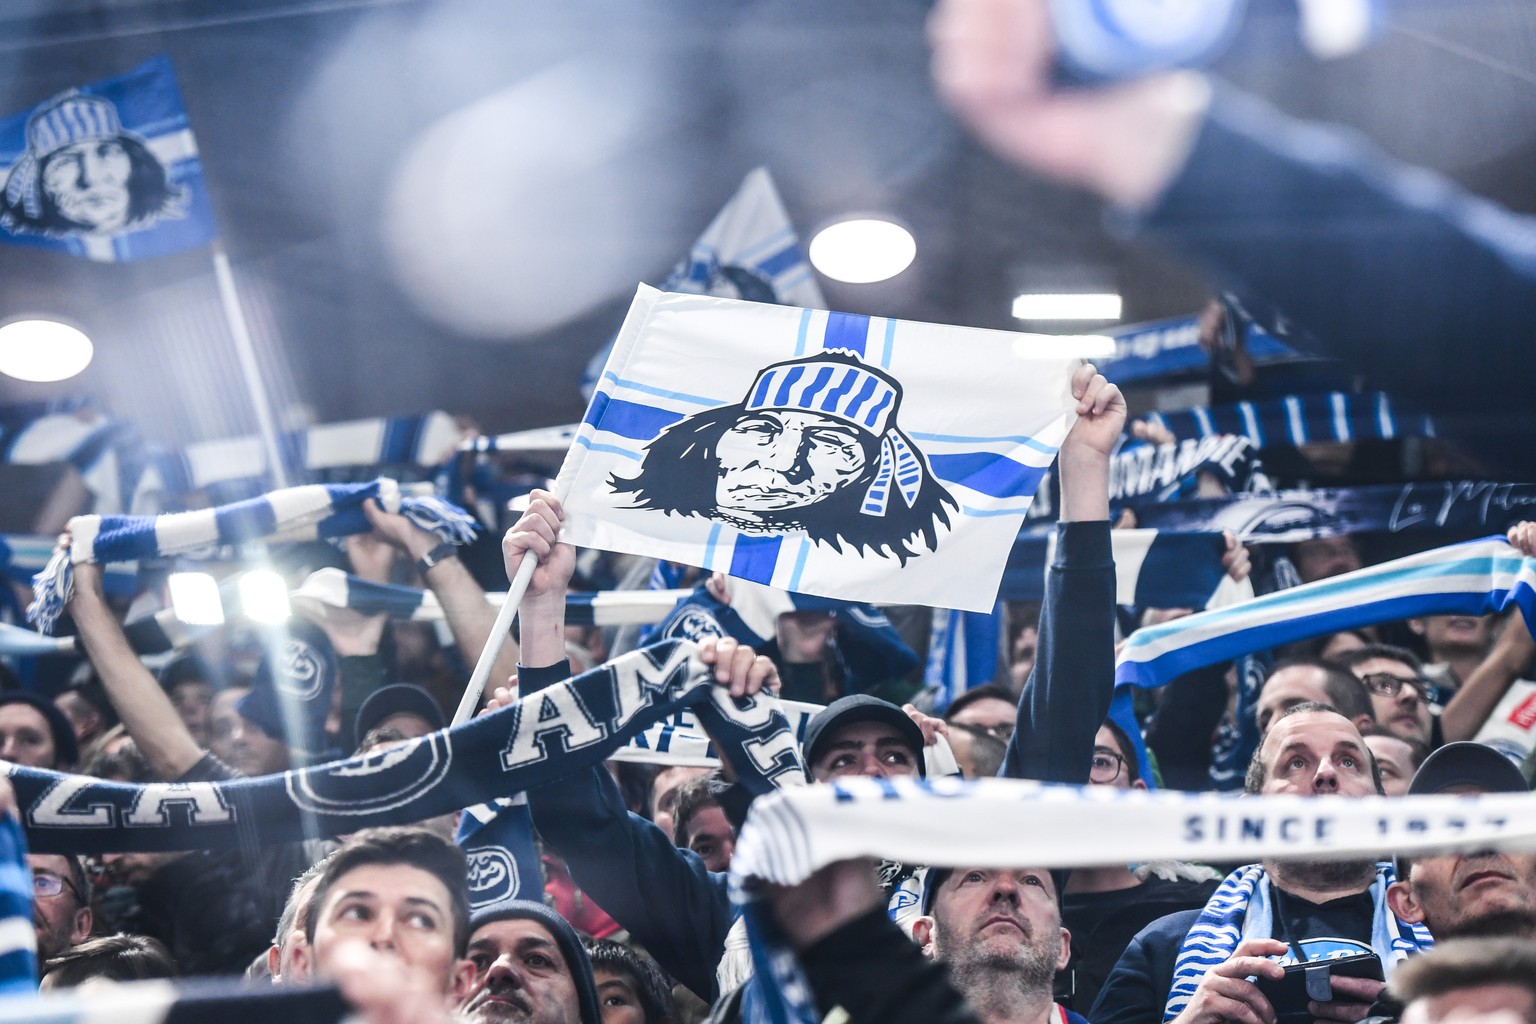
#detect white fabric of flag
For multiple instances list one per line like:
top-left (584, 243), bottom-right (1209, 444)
top-left (558, 285), bottom-right (1081, 611)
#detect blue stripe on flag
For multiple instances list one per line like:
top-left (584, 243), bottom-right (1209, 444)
top-left (843, 374), bottom-right (881, 424)
top-left (799, 366), bottom-right (836, 406)
top-left (823, 312), bottom-right (869, 357)
top-left (928, 452), bottom-right (1049, 500)
top-left (588, 398), bottom-right (682, 441)
top-left (880, 318), bottom-right (896, 368)
top-left (730, 534), bottom-right (783, 584)
top-left (581, 391), bottom-right (610, 428)
top-left (772, 366), bottom-right (806, 406)
top-left (756, 246), bottom-right (802, 277)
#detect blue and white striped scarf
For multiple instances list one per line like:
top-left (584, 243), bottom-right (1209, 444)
top-left (29, 479), bottom-right (476, 633)
top-left (289, 568), bottom-right (689, 629)
top-left (1110, 536), bottom-right (1536, 782)
top-left (134, 412), bottom-right (463, 511)
top-left (1140, 390), bottom-right (1435, 449)
top-left (1164, 863), bottom-right (1432, 1021)
top-left (0, 814), bottom-right (35, 995)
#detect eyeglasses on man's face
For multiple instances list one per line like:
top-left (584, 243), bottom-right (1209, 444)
top-left (1089, 748), bottom-right (1127, 784)
top-left (1359, 672), bottom-right (1430, 701)
top-left (31, 871), bottom-right (81, 903)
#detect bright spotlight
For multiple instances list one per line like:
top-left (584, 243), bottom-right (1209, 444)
top-left (808, 218), bottom-right (916, 284)
top-left (0, 320), bottom-right (94, 382)
top-left (240, 569), bottom-right (292, 624)
top-left (168, 572), bottom-right (225, 626)
top-left (1011, 293), bottom-right (1123, 321)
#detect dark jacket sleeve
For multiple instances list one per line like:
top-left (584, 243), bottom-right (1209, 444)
top-left (1143, 84), bottom-right (1536, 424)
top-left (521, 659), bottom-right (732, 1002)
top-left (1090, 908), bottom-right (1199, 1024)
top-left (801, 907), bottom-right (981, 1024)
top-left (1000, 520), bottom-right (1116, 785)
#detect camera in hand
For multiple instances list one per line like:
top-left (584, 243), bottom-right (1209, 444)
top-left (1253, 952), bottom-right (1383, 1024)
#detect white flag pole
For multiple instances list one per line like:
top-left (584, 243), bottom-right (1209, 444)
top-left (450, 554), bottom-right (536, 726)
top-left (210, 241), bottom-right (290, 488)
top-left (451, 285), bottom-right (657, 725)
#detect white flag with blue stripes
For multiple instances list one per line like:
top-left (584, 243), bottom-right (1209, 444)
top-left (559, 286), bottom-right (1083, 611)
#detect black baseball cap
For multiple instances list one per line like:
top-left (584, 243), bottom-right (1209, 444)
top-left (353, 684), bottom-right (445, 749)
top-left (802, 694), bottom-right (926, 779)
top-left (1397, 742), bottom-right (1528, 878)
top-left (1407, 741), bottom-right (1528, 797)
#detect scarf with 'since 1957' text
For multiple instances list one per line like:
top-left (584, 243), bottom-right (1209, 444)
top-left (726, 776), bottom-right (1536, 1024)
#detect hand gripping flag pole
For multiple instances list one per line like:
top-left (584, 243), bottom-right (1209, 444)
top-left (451, 540), bottom-right (540, 725)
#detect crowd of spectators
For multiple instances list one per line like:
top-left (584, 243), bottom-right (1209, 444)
top-left (0, 0), bottom-right (1533, 1020)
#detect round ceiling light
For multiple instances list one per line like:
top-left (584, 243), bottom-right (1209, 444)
top-left (0, 319), bottom-right (94, 382)
top-left (808, 218), bottom-right (916, 284)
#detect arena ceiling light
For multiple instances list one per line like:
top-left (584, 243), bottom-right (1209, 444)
top-left (168, 572), bottom-right (225, 626)
top-left (808, 218), bottom-right (916, 284)
top-left (240, 569), bottom-right (292, 624)
top-left (0, 319), bottom-right (94, 382)
top-left (1011, 293), bottom-right (1123, 321)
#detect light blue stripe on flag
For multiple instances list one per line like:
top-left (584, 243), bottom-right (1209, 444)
top-left (787, 539), bottom-right (811, 591)
top-left (794, 308), bottom-right (813, 357)
top-left (928, 453), bottom-right (1049, 500)
top-left (823, 312), bottom-right (869, 357)
top-left (880, 319), bottom-right (896, 369)
top-left (731, 535), bottom-right (784, 584)
top-left (757, 246), bottom-right (803, 277)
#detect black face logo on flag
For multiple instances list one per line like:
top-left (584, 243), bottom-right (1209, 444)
top-left (609, 350), bottom-right (956, 563)
top-left (1, 90), bottom-right (185, 239)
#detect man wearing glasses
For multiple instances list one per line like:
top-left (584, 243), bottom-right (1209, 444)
top-left (1337, 646), bottom-right (1437, 750)
top-left (1060, 721), bottom-right (1220, 1015)
top-left (29, 853), bottom-right (91, 963)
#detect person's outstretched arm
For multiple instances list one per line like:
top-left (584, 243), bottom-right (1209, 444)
top-left (69, 559), bottom-right (205, 779)
top-left (1000, 364), bottom-right (1123, 784)
top-left (362, 499), bottom-right (521, 693)
top-left (506, 491), bottom-right (769, 1001)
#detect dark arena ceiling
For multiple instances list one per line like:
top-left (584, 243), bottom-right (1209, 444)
top-left (0, 0), bottom-right (1533, 448)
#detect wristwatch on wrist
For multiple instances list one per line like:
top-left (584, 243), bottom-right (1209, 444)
top-left (416, 542), bottom-right (459, 577)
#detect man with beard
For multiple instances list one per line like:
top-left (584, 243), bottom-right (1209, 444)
top-left (28, 853), bottom-right (91, 963)
top-left (1093, 703), bottom-right (1430, 1024)
top-left (914, 866), bottom-right (1082, 1024)
top-left (457, 900), bottom-right (601, 1024)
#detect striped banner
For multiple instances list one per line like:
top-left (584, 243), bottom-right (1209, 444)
top-left (134, 411), bottom-right (462, 509)
top-left (1141, 390), bottom-right (1434, 449)
top-left (1109, 536), bottom-right (1536, 780)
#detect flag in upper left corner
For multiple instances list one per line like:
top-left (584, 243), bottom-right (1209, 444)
top-left (0, 55), bottom-right (217, 262)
